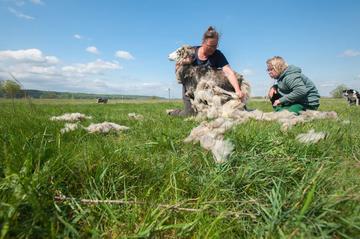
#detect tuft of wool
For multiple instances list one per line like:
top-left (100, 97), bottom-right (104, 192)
top-left (296, 129), bottom-right (327, 144)
top-left (169, 45), bottom-right (337, 163)
top-left (50, 113), bottom-right (92, 122)
top-left (128, 113), bottom-right (144, 120)
top-left (85, 122), bottom-right (129, 134)
top-left (184, 109), bottom-right (338, 163)
top-left (60, 123), bottom-right (79, 134)
top-left (212, 140), bottom-right (234, 163)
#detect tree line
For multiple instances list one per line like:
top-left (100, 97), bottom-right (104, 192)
top-left (0, 79), bottom-right (351, 99)
top-left (0, 80), bottom-right (162, 100)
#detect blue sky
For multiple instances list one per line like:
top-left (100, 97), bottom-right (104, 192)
top-left (0, 0), bottom-right (359, 98)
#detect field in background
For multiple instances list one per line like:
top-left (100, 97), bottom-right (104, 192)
top-left (0, 98), bottom-right (182, 105)
top-left (0, 98), bottom-right (359, 238)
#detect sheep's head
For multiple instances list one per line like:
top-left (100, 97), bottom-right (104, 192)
top-left (168, 45), bottom-right (195, 65)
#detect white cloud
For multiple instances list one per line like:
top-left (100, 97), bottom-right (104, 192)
top-left (86, 46), bottom-right (100, 55)
top-left (0, 48), bottom-right (59, 64)
top-left (62, 59), bottom-right (121, 75)
top-left (0, 48), bottom-right (123, 93)
top-left (13, 0), bottom-right (25, 6)
top-left (341, 49), bottom-right (360, 57)
top-left (319, 83), bottom-right (336, 87)
top-left (29, 0), bottom-right (43, 5)
top-left (100, 81), bottom-right (175, 96)
top-left (8, 7), bottom-right (34, 20)
top-left (74, 34), bottom-right (83, 39)
top-left (241, 68), bottom-right (254, 76)
top-left (115, 50), bottom-right (135, 60)
top-left (0, 48), bottom-right (176, 97)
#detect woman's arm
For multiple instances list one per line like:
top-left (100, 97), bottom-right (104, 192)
top-left (222, 64), bottom-right (243, 99)
top-left (279, 76), bottom-right (307, 104)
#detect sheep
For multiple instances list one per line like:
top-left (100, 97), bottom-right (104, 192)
top-left (168, 45), bottom-right (251, 105)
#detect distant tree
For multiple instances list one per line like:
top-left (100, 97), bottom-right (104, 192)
top-left (1, 80), bottom-right (21, 98)
top-left (0, 82), bottom-right (4, 97)
top-left (330, 84), bottom-right (348, 98)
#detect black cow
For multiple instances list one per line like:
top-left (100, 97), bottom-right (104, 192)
top-left (97, 97), bottom-right (108, 104)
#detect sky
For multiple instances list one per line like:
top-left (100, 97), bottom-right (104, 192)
top-left (0, 0), bottom-right (359, 98)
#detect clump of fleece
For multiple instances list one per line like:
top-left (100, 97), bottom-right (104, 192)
top-left (60, 123), bottom-right (79, 134)
top-left (50, 113), bottom-right (92, 122)
top-left (85, 122), bottom-right (129, 134)
top-left (50, 112), bottom-right (130, 134)
top-left (296, 129), bottom-right (327, 144)
top-left (184, 109), bottom-right (338, 163)
top-left (169, 45), bottom-right (338, 163)
top-left (191, 78), bottom-right (250, 119)
top-left (128, 113), bottom-right (144, 120)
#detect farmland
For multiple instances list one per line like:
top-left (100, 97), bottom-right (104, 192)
top-left (0, 98), bottom-right (359, 238)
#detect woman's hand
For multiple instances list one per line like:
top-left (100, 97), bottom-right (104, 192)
top-left (273, 99), bottom-right (281, 106)
top-left (268, 87), bottom-right (277, 98)
top-left (236, 90), bottom-right (244, 99)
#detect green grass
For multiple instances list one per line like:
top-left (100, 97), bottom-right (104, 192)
top-left (0, 98), bottom-right (359, 238)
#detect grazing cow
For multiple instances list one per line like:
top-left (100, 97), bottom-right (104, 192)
top-left (342, 89), bottom-right (360, 106)
top-left (97, 97), bottom-right (108, 104)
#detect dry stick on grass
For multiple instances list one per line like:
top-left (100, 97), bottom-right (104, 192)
top-left (54, 195), bottom-right (256, 219)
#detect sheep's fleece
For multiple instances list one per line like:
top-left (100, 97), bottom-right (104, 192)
top-left (50, 113), bottom-right (92, 122)
top-left (51, 113), bottom-right (129, 134)
top-left (169, 45), bottom-right (338, 163)
top-left (168, 45), bottom-right (251, 108)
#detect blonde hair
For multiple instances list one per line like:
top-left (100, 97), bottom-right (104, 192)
top-left (202, 26), bottom-right (220, 42)
top-left (266, 56), bottom-right (288, 76)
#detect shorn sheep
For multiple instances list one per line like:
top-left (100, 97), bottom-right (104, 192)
top-left (168, 45), bottom-right (251, 107)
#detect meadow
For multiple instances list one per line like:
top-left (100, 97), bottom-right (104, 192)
top-left (0, 98), bottom-right (359, 238)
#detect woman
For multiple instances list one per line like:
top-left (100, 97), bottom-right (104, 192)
top-left (171, 26), bottom-right (243, 116)
top-left (267, 56), bottom-right (320, 115)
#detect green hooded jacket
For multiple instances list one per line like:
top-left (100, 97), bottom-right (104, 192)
top-left (276, 65), bottom-right (320, 107)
